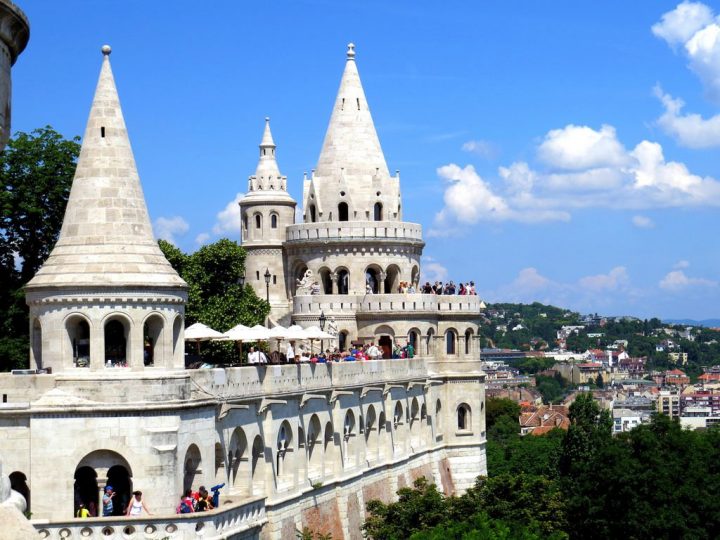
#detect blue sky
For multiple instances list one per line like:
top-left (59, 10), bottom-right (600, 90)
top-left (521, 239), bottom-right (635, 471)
top-left (13, 1), bottom-right (720, 319)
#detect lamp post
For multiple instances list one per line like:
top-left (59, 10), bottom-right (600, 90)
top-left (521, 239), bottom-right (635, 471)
top-left (264, 268), bottom-right (271, 303)
top-left (237, 272), bottom-right (245, 289)
top-left (319, 311), bottom-right (326, 355)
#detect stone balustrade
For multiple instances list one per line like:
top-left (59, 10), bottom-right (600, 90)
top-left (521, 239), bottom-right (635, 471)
top-left (33, 496), bottom-right (266, 540)
top-left (285, 221), bottom-right (423, 243)
top-left (190, 358), bottom-right (430, 401)
top-left (293, 293), bottom-right (483, 316)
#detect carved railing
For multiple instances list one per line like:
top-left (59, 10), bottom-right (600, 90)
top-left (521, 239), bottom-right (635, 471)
top-left (286, 221), bottom-right (423, 242)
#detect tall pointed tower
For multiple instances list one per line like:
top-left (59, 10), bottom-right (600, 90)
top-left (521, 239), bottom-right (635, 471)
top-left (25, 46), bottom-right (187, 372)
top-left (302, 43), bottom-right (402, 225)
top-left (239, 118), bottom-right (296, 323)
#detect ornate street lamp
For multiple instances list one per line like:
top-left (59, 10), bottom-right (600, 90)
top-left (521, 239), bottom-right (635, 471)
top-left (237, 272), bottom-right (246, 289)
top-left (264, 268), bottom-right (271, 303)
top-left (319, 311), bottom-right (326, 355)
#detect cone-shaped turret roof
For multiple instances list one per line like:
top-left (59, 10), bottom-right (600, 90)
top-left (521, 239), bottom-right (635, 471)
top-left (245, 117), bottom-right (292, 197)
top-left (315, 43), bottom-right (390, 179)
top-left (26, 46), bottom-right (186, 289)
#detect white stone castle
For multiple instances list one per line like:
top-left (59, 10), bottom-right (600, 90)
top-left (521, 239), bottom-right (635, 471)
top-left (0, 43), bottom-right (486, 540)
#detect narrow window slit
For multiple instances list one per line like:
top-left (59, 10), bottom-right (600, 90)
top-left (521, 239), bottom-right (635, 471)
top-left (100, 126), bottom-right (105, 138)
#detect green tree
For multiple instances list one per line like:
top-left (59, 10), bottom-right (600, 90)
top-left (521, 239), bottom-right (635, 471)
top-left (0, 127), bottom-right (80, 370)
top-left (485, 398), bottom-right (521, 431)
top-left (158, 238), bottom-right (270, 364)
top-left (559, 393), bottom-right (612, 477)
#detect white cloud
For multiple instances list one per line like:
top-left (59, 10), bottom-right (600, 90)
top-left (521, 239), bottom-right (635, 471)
top-left (461, 139), bottom-right (500, 160)
top-left (579, 266), bottom-right (629, 292)
top-left (674, 259), bottom-right (691, 268)
top-left (537, 124), bottom-right (628, 170)
top-left (153, 216), bottom-right (189, 244)
top-left (659, 269), bottom-right (717, 291)
top-left (652, 1), bottom-right (714, 46)
top-left (212, 193), bottom-right (244, 235)
top-left (654, 2), bottom-right (720, 105)
top-left (655, 86), bottom-right (720, 147)
top-left (632, 215), bottom-right (655, 228)
top-left (195, 232), bottom-right (210, 245)
top-left (420, 256), bottom-right (448, 283)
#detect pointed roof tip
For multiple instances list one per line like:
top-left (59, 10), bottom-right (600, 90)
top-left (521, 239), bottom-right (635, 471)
top-left (347, 42), bottom-right (355, 61)
top-left (260, 116), bottom-right (275, 147)
top-left (101, 44), bottom-right (112, 56)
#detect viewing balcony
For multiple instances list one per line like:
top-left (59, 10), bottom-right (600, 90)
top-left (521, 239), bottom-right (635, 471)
top-left (292, 293), bottom-right (483, 318)
top-left (285, 221), bottom-right (424, 245)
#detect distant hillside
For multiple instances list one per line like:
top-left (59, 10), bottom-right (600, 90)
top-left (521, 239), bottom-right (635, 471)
top-left (664, 319), bottom-right (720, 328)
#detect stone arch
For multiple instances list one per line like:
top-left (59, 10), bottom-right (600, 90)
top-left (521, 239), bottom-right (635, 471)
top-left (292, 261), bottom-right (309, 295)
top-left (425, 328), bottom-right (435, 356)
top-left (31, 318), bottom-right (42, 369)
top-left (384, 264), bottom-right (401, 293)
top-left (104, 314), bottom-right (132, 367)
top-left (338, 201), bottom-right (349, 221)
top-left (65, 313), bottom-right (91, 368)
top-left (378, 411), bottom-right (389, 460)
top-left (142, 313), bottom-right (164, 367)
top-left (336, 267), bottom-right (350, 295)
top-left (318, 267), bottom-right (333, 294)
top-left (435, 399), bottom-right (443, 439)
top-left (411, 265), bottom-right (420, 287)
top-left (183, 443), bottom-right (202, 493)
top-left (464, 328), bottom-right (474, 355)
top-left (445, 328), bottom-right (458, 356)
top-left (9, 471), bottom-right (30, 512)
top-left (172, 315), bottom-right (183, 367)
top-left (373, 201), bottom-right (383, 221)
top-left (270, 213), bottom-right (278, 229)
top-left (365, 405), bottom-right (378, 461)
top-left (410, 397), bottom-right (421, 448)
top-left (339, 330), bottom-right (349, 352)
top-left (393, 401), bottom-right (405, 453)
top-left (365, 264), bottom-right (382, 294)
top-left (408, 328), bottom-right (420, 354)
top-left (229, 428), bottom-right (249, 495)
top-left (323, 421), bottom-right (336, 478)
top-left (307, 414), bottom-right (322, 479)
top-left (343, 410), bottom-right (357, 468)
top-left (375, 324), bottom-right (395, 359)
top-left (214, 441), bottom-right (225, 485)
top-left (457, 403), bottom-right (472, 431)
top-left (251, 435), bottom-right (265, 496)
top-left (276, 420), bottom-right (293, 485)
top-left (75, 450), bottom-right (133, 518)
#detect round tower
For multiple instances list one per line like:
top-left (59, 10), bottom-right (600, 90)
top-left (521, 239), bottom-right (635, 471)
top-left (24, 47), bottom-right (188, 373)
top-left (0, 0), bottom-right (29, 149)
top-left (239, 118), bottom-right (296, 323)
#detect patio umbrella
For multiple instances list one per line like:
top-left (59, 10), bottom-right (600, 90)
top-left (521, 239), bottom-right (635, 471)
top-left (302, 326), bottom-right (336, 340)
top-left (184, 322), bottom-right (224, 355)
top-left (221, 323), bottom-right (254, 364)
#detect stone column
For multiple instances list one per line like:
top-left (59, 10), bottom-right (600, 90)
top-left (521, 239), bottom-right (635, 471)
top-left (130, 320), bottom-right (144, 370)
top-left (90, 317), bottom-right (104, 372)
top-left (379, 271), bottom-right (387, 293)
top-left (330, 272), bottom-right (339, 294)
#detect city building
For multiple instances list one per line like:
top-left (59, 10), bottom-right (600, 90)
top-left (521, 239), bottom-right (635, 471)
top-left (0, 44), bottom-right (486, 539)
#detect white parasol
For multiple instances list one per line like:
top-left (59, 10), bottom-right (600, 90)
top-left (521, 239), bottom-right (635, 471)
top-left (185, 322), bottom-right (224, 355)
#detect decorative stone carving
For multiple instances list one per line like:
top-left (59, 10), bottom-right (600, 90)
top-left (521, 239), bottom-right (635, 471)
top-left (296, 269), bottom-right (314, 295)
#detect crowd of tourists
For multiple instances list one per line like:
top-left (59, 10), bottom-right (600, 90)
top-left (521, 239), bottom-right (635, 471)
top-left (243, 341), bottom-right (416, 365)
top-left (419, 281), bottom-right (477, 295)
top-left (75, 486), bottom-right (152, 518)
top-left (176, 484), bottom-right (224, 514)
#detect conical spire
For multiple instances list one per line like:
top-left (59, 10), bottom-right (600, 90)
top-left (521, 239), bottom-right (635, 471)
top-left (315, 43), bottom-right (390, 178)
top-left (26, 46), bottom-right (185, 289)
top-left (247, 117), bottom-right (289, 194)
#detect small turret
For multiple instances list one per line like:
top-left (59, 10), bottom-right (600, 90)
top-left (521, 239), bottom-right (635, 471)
top-left (239, 118), bottom-right (296, 323)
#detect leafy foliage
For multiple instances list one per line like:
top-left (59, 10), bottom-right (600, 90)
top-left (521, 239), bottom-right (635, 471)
top-left (158, 238), bottom-right (269, 363)
top-left (0, 127), bottom-right (80, 370)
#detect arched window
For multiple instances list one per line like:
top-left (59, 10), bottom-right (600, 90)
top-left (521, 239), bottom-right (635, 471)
top-left (337, 269), bottom-right (349, 295)
top-left (425, 328), bottom-right (435, 356)
top-left (465, 329), bottom-right (473, 355)
top-left (436, 399), bottom-right (443, 436)
top-left (255, 214), bottom-right (262, 229)
top-left (446, 329), bottom-right (457, 355)
top-left (309, 205), bottom-right (317, 223)
top-left (408, 330), bottom-right (419, 353)
top-left (251, 436), bottom-right (265, 495)
top-left (66, 316), bottom-right (91, 368)
top-left (183, 444), bottom-right (202, 492)
top-left (457, 404), bottom-right (471, 431)
top-left (276, 421), bottom-right (293, 483)
top-left (271, 214), bottom-right (278, 229)
top-left (143, 314), bottom-right (164, 367)
top-left (373, 202), bottom-right (383, 221)
top-left (339, 330), bottom-right (348, 352)
top-left (338, 202), bottom-right (349, 222)
top-left (105, 318), bottom-right (129, 367)
top-left (365, 267), bottom-right (380, 294)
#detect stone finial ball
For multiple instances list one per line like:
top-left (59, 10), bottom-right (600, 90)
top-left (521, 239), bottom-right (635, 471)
top-left (101, 45), bottom-right (112, 56)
